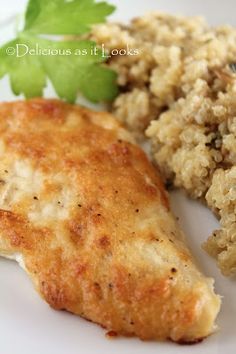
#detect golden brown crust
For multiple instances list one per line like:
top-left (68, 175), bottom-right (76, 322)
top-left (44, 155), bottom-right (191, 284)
top-left (0, 99), bottom-right (220, 342)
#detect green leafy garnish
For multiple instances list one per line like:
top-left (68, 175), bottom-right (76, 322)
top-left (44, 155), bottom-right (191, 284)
top-left (25, 0), bottom-right (115, 35)
top-left (0, 0), bottom-right (118, 103)
top-left (0, 39), bottom-right (47, 98)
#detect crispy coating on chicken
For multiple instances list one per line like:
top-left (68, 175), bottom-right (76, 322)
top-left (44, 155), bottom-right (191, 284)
top-left (0, 99), bottom-right (220, 342)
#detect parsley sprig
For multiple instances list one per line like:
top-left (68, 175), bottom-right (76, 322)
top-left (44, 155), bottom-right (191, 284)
top-left (0, 0), bottom-right (118, 103)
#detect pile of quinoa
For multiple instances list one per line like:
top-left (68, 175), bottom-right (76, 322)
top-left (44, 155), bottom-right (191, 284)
top-left (91, 12), bottom-right (236, 275)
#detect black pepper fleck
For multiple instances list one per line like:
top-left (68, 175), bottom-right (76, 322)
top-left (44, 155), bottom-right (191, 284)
top-left (229, 62), bottom-right (236, 73)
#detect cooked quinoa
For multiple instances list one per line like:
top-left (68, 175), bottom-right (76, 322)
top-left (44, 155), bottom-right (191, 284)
top-left (91, 12), bottom-right (236, 275)
top-left (204, 168), bottom-right (236, 275)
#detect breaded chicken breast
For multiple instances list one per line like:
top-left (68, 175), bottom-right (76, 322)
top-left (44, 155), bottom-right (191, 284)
top-left (0, 99), bottom-right (220, 343)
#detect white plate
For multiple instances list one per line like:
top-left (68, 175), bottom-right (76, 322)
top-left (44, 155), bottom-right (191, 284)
top-left (0, 1), bottom-right (236, 354)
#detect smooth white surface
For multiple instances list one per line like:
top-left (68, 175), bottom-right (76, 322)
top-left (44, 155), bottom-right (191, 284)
top-left (0, 1), bottom-right (236, 354)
